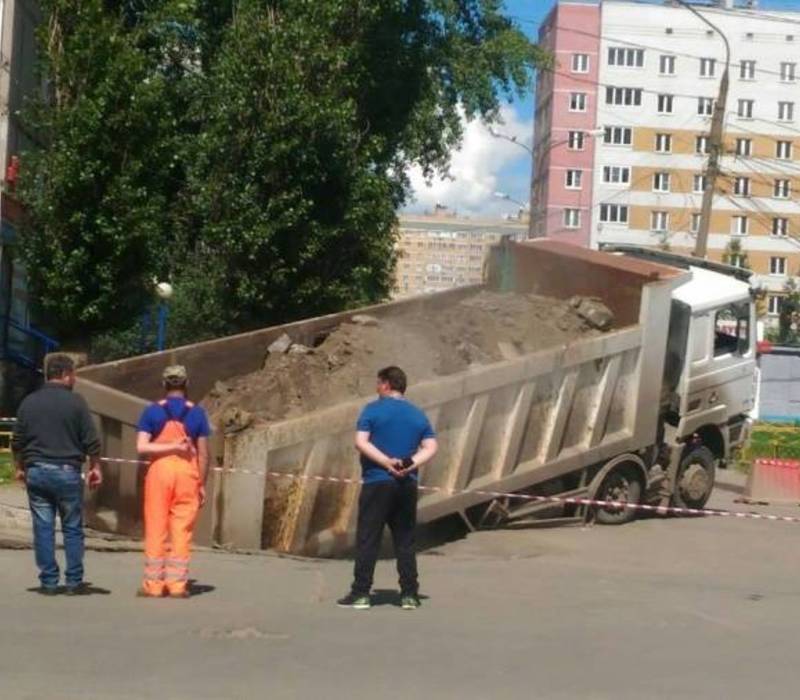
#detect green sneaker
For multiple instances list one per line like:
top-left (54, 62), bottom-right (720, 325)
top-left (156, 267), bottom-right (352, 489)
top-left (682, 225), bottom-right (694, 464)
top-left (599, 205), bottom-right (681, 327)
top-left (401, 595), bottom-right (420, 610)
top-left (337, 593), bottom-right (371, 610)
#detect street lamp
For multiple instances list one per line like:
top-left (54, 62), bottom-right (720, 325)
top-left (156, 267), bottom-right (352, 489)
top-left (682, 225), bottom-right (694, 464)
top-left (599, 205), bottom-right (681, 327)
top-left (488, 127), bottom-right (533, 156)
top-left (154, 281), bottom-right (173, 352)
top-left (493, 191), bottom-right (528, 208)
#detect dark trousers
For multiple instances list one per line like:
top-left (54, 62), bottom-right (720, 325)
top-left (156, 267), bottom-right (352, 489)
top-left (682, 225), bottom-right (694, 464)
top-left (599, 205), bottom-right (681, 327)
top-left (352, 479), bottom-right (418, 596)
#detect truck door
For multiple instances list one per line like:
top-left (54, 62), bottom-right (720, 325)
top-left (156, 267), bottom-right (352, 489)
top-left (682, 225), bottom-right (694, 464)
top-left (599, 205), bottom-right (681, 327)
top-left (681, 300), bottom-right (756, 425)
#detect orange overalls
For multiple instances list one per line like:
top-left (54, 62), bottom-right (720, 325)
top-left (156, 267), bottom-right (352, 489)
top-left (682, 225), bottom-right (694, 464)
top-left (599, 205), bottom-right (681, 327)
top-left (141, 400), bottom-right (200, 597)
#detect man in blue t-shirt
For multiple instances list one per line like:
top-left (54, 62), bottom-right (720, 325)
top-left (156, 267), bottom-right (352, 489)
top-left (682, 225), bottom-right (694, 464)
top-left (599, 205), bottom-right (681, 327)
top-left (337, 366), bottom-right (438, 611)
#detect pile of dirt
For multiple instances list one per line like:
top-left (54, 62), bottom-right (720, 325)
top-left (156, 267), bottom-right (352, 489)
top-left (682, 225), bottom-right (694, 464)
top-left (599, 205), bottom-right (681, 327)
top-left (202, 290), bottom-right (614, 432)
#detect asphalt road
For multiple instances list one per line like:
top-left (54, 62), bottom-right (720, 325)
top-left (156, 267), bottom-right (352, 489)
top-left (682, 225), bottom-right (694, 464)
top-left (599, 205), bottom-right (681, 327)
top-left (1, 476), bottom-right (799, 700)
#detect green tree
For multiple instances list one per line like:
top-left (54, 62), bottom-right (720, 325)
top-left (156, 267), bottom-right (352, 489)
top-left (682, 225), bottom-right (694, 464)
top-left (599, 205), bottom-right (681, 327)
top-left (19, 0), bottom-right (545, 357)
top-left (721, 237), bottom-right (750, 270)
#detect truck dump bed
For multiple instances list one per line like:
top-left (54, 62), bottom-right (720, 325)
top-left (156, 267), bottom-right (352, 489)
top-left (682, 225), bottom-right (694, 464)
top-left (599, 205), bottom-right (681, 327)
top-left (77, 240), bottom-right (686, 555)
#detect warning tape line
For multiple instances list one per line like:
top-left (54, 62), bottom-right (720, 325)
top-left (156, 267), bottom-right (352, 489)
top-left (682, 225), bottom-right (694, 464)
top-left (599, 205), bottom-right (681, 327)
top-left (98, 457), bottom-right (800, 525)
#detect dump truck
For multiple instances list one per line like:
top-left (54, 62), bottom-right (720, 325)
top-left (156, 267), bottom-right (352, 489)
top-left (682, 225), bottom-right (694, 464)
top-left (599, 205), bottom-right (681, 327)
top-left (75, 239), bottom-right (757, 555)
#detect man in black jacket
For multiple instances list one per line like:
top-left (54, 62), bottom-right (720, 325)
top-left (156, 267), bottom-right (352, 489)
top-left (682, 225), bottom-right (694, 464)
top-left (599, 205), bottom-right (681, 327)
top-left (12, 354), bottom-right (103, 595)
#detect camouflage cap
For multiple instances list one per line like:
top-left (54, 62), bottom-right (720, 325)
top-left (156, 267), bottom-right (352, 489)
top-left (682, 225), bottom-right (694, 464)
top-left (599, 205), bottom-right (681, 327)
top-left (162, 365), bottom-right (188, 384)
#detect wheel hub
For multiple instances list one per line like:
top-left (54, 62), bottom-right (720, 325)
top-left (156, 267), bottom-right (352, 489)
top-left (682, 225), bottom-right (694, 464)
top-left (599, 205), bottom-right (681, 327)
top-left (679, 463), bottom-right (711, 503)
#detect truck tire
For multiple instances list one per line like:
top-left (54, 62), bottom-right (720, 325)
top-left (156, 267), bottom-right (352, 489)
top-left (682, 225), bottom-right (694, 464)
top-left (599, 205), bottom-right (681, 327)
top-left (672, 446), bottom-right (716, 511)
top-left (594, 464), bottom-right (643, 525)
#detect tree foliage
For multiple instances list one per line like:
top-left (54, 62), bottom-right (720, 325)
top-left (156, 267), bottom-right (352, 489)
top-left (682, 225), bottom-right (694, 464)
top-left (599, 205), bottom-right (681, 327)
top-left (19, 0), bottom-right (544, 357)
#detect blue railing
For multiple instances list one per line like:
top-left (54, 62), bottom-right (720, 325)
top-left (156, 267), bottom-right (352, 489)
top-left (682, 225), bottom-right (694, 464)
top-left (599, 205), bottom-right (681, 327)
top-left (1, 316), bottom-right (59, 371)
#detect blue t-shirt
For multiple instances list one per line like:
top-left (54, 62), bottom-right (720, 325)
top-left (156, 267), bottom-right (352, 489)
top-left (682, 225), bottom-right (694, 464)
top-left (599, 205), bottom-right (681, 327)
top-left (137, 398), bottom-right (212, 442)
top-left (356, 397), bottom-right (435, 484)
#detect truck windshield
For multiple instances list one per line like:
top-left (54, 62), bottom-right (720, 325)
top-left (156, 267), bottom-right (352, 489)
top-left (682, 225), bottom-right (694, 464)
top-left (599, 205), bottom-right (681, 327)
top-left (714, 302), bottom-right (750, 357)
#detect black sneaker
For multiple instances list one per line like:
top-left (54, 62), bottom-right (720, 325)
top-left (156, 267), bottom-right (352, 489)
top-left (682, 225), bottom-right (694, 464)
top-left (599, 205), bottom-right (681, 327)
top-left (401, 594), bottom-right (421, 610)
top-left (36, 586), bottom-right (59, 596)
top-left (65, 583), bottom-right (90, 596)
top-left (337, 592), bottom-right (371, 609)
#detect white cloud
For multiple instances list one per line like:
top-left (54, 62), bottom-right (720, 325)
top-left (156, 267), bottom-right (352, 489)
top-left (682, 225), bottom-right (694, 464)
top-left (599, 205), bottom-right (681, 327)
top-left (405, 104), bottom-right (531, 218)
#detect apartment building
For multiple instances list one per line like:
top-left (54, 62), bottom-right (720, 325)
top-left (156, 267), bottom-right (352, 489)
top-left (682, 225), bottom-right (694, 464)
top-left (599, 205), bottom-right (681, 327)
top-left (532, 0), bottom-right (800, 319)
top-left (394, 215), bottom-right (526, 297)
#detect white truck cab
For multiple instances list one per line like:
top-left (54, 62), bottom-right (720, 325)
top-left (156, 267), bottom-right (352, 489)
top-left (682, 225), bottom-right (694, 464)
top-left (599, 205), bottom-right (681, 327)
top-left (605, 246), bottom-right (757, 511)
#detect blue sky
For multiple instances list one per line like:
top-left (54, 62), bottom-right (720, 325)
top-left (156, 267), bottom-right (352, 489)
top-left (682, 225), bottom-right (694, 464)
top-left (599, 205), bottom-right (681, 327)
top-left (405, 0), bottom-right (800, 219)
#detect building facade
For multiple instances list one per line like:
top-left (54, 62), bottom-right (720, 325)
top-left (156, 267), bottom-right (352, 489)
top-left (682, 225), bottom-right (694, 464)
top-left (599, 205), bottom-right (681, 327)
top-left (394, 215), bottom-right (526, 297)
top-left (532, 0), bottom-right (800, 319)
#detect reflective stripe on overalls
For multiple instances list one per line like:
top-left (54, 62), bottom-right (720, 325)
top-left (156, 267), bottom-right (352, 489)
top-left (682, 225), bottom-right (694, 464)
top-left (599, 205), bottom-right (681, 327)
top-left (141, 400), bottom-right (200, 597)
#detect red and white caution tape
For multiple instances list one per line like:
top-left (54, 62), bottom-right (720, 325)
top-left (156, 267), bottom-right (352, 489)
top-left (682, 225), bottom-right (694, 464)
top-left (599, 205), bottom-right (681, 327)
top-left (99, 456), bottom-right (800, 525)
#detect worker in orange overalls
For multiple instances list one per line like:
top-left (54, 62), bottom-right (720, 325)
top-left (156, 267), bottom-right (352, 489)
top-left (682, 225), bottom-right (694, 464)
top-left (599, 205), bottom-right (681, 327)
top-left (136, 365), bottom-right (211, 598)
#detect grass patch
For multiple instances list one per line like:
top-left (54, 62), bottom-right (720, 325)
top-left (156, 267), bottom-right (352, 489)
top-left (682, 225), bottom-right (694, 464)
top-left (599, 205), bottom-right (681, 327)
top-left (732, 423), bottom-right (800, 474)
top-left (0, 452), bottom-right (13, 484)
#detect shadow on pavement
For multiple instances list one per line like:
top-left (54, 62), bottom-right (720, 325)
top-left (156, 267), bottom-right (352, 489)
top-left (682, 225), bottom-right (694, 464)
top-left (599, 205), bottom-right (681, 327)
top-left (188, 580), bottom-right (216, 597)
top-left (370, 589), bottom-right (430, 607)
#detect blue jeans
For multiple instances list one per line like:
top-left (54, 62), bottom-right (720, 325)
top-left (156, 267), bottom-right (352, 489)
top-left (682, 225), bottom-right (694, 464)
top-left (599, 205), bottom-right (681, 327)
top-left (26, 463), bottom-right (85, 588)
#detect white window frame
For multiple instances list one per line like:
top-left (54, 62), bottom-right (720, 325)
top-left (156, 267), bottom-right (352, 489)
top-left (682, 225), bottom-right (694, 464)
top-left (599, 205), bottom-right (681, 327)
top-left (568, 131), bottom-right (585, 150)
top-left (604, 126), bottom-right (632, 146)
top-left (693, 174), bottom-right (707, 193)
top-left (657, 94), bottom-right (674, 115)
top-left (740, 60), bottom-right (756, 80)
top-left (563, 208), bottom-right (581, 229)
top-left (605, 86), bottom-right (643, 106)
top-left (690, 213), bottom-right (702, 233)
top-left (571, 53), bottom-right (589, 74)
top-left (569, 92), bottom-right (587, 112)
top-left (697, 97), bottom-right (714, 116)
top-left (653, 172), bottom-right (671, 193)
top-left (737, 99), bottom-right (754, 119)
top-left (732, 215), bottom-right (749, 236)
top-left (778, 101), bottom-right (795, 122)
top-left (696, 136), bottom-right (710, 154)
top-left (768, 296), bottom-right (782, 316)
top-left (651, 211), bottom-right (669, 233)
top-left (565, 169), bottom-right (583, 190)
top-left (608, 47), bottom-right (644, 68)
top-left (781, 62), bottom-right (797, 82)
top-left (655, 133), bottom-right (672, 153)
top-left (776, 140), bottom-right (792, 159)
top-left (729, 254), bottom-right (745, 269)
top-left (734, 177), bottom-right (751, 196)
top-left (774, 179), bottom-right (791, 198)
top-left (770, 256), bottom-right (787, 276)
top-left (659, 54), bottom-right (676, 75)
top-left (599, 203), bottom-right (629, 224)
top-left (772, 217), bottom-right (789, 237)
top-left (700, 58), bottom-right (716, 78)
top-left (602, 166), bottom-right (631, 185)
top-left (736, 138), bottom-right (752, 157)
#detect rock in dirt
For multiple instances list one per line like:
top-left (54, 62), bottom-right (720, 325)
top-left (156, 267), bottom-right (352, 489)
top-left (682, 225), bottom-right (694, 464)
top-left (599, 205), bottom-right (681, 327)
top-left (220, 406), bottom-right (254, 434)
top-left (569, 296), bottom-right (614, 331)
top-left (267, 333), bottom-right (293, 355)
top-left (349, 314), bottom-right (379, 327)
top-left (288, 344), bottom-right (312, 355)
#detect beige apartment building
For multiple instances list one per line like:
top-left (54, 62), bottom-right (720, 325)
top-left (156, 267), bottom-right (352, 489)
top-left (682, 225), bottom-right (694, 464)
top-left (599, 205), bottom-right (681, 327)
top-left (534, 0), bottom-right (800, 321)
top-left (395, 215), bottom-right (527, 297)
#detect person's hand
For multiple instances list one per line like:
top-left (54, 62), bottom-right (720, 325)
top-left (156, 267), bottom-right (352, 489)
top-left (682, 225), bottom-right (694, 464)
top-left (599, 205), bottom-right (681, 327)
top-left (174, 438), bottom-right (195, 459)
top-left (384, 457), bottom-right (403, 478)
top-left (14, 467), bottom-right (25, 484)
top-left (87, 466), bottom-right (103, 490)
top-left (198, 483), bottom-right (207, 508)
top-left (398, 457), bottom-right (416, 478)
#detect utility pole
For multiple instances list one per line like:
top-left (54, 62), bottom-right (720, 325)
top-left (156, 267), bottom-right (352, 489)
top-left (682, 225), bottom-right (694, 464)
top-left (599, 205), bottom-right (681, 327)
top-left (675, 1), bottom-right (731, 259)
top-left (696, 69), bottom-right (728, 258)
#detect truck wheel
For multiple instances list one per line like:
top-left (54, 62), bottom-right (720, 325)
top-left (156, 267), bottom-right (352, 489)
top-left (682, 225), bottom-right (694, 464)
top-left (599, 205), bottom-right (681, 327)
top-left (594, 465), bottom-right (642, 525)
top-left (673, 446), bottom-right (716, 511)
